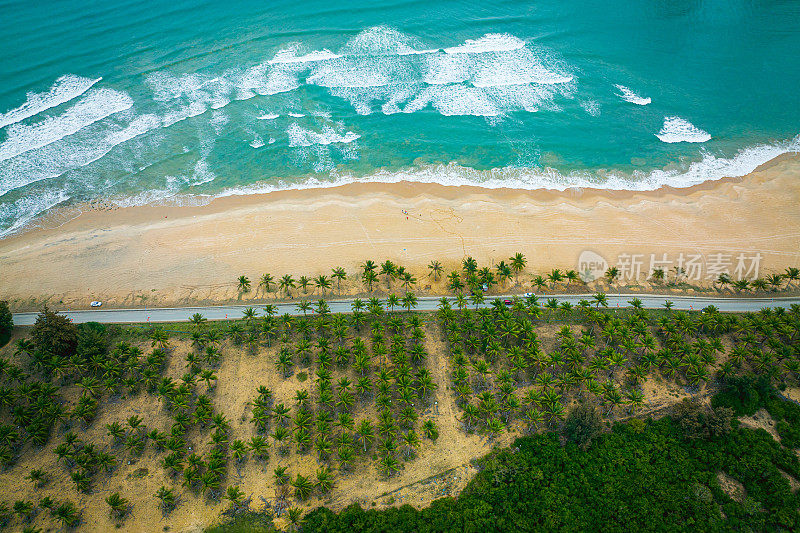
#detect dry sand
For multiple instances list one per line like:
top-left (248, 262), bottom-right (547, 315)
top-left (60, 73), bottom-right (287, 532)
top-left (1, 155), bottom-right (799, 311)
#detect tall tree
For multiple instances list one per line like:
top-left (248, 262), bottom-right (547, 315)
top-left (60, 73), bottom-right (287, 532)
top-left (510, 253), bottom-right (526, 286)
top-left (237, 275), bottom-right (251, 294)
top-left (332, 267), bottom-right (347, 294)
top-left (32, 306), bottom-right (78, 358)
top-left (428, 260), bottom-right (444, 281)
top-left (380, 260), bottom-right (397, 288)
top-left (314, 275), bottom-right (332, 296)
top-left (259, 273), bottom-right (275, 296)
top-left (279, 275), bottom-right (296, 297)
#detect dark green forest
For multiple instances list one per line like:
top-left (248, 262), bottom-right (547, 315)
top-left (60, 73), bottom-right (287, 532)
top-left (301, 398), bottom-right (800, 532)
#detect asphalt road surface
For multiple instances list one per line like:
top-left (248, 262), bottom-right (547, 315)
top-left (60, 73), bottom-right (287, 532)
top-left (11, 294), bottom-right (800, 326)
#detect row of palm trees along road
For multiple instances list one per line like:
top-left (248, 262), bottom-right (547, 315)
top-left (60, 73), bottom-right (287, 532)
top-left (12, 294), bottom-right (800, 326)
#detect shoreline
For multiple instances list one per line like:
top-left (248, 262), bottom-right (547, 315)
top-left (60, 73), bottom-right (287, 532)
top-left (1, 154), bottom-right (799, 312)
top-left (7, 152), bottom-right (797, 242)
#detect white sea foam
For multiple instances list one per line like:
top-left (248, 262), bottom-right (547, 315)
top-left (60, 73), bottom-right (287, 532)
top-left (147, 72), bottom-right (238, 127)
top-left (288, 112), bottom-right (306, 118)
top-left (0, 188), bottom-right (71, 237)
top-left (471, 50), bottom-right (573, 87)
top-left (398, 48), bottom-right (439, 56)
top-left (250, 135), bottom-right (265, 148)
top-left (287, 123), bottom-right (360, 147)
top-left (187, 158), bottom-right (215, 186)
top-left (257, 113), bottom-right (279, 120)
top-left (656, 116), bottom-right (711, 143)
top-left (269, 49), bottom-right (341, 65)
top-left (0, 75), bottom-right (102, 130)
top-left (444, 33), bottom-right (525, 54)
top-left (614, 85), bottom-right (651, 105)
top-left (211, 134), bottom-right (800, 196)
top-left (268, 137), bottom-right (276, 144)
top-left (0, 88), bottom-right (133, 162)
top-left (0, 114), bottom-right (162, 197)
top-left (236, 62), bottom-right (301, 100)
top-left (20, 134), bottom-right (793, 239)
top-left (581, 100), bottom-right (601, 116)
top-left (304, 27), bottom-right (572, 118)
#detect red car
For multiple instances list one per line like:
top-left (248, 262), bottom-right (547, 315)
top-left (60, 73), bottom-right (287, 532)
top-left (503, 299), bottom-right (512, 306)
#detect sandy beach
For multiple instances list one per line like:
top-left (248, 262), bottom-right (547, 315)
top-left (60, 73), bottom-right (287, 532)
top-left (1, 154), bottom-right (799, 312)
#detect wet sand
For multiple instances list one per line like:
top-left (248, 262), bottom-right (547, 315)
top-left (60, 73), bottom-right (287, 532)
top-left (1, 155), bottom-right (799, 311)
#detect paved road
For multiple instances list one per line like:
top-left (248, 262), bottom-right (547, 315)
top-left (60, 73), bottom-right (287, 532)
top-left (11, 294), bottom-right (800, 326)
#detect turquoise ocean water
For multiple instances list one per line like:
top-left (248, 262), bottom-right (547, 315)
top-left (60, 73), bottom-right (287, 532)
top-left (1, 0), bottom-right (799, 236)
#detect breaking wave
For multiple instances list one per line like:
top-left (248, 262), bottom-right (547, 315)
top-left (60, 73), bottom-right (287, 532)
top-left (656, 116), bottom-right (711, 143)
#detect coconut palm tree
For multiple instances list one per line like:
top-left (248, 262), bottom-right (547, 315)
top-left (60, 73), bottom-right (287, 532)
top-left (379, 455), bottom-right (399, 478)
top-left (447, 272), bottom-right (464, 293)
top-left (422, 420), bottom-right (439, 441)
top-left (105, 492), bottom-right (130, 520)
top-left (565, 270), bottom-right (580, 287)
top-left (510, 253), bottom-right (526, 286)
top-left (462, 256), bottom-right (478, 276)
top-left (189, 313), bottom-right (207, 328)
top-left (547, 269), bottom-right (563, 289)
top-left (297, 275), bottom-right (311, 294)
top-left (592, 293), bottom-right (608, 309)
top-left (242, 307), bottom-right (257, 323)
top-left (315, 300), bottom-right (331, 317)
top-left (331, 267), bottom-right (347, 294)
top-left (362, 270), bottom-right (379, 292)
top-left (495, 261), bottom-right (512, 288)
top-left (51, 501), bottom-right (80, 528)
top-left (292, 474), bottom-right (314, 500)
top-left (732, 279), bottom-right (750, 293)
top-left (784, 267), bottom-right (799, 288)
top-left (237, 276), bottom-right (251, 294)
top-left (401, 272), bottom-right (417, 290)
top-left (532, 275), bottom-right (547, 293)
top-left (386, 294), bottom-right (400, 313)
top-left (361, 259), bottom-right (377, 275)
top-left (249, 436), bottom-right (270, 460)
top-left (650, 268), bottom-right (665, 284)
top-left (292, 300), bottom-right (310, 317)
top-left (356, 420), bottom-right (375, 452)
top-left (767, 273), bottom-right (784, 291)
top-left (156, 486), bottom-right (176, 513)
top-left (313, 275), bottom-right (331, 296)
top-left (428, 260), bottom-right (444, 281)
top-left (278, 275), bottom-right (296, 297)
top-left (258, 273), bottom-right (275, 296)
top-left (605, 266), bottom-right (620, 286)
top-left (751, 278), bottom-right (769, 292)
top-left (402, 292), bottom-right (418, 313)
top-left (315, 466), bottom-right (333, 493)
top-left (225, 486), bottom-right (246, 510)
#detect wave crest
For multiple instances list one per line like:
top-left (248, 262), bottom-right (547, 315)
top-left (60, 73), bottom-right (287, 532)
top-left (656, 116), bottom-right (711, 143)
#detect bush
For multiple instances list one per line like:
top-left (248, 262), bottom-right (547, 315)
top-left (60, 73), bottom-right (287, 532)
top-left (0, 301), bottom-right (11, 347)
top-left (712, 374), bottom-right (773, 416)
top-left (673, 399), bottom-right (733, 439)
top-left (299, 410), bottom-right (800, 532)
top-left (563, 403), bottom-right (603, 449)
top-left (31, 306), bottom-right (77, 358)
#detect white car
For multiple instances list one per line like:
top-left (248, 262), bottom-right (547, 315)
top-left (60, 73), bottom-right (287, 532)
top-left (90, 301), bottom-right (102, 307)
top-left (523, 292), bottom-right (534, 298)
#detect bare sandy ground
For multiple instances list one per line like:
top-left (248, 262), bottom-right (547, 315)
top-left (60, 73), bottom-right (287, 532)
top-left (1, 155), bottom-right (799, 311)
